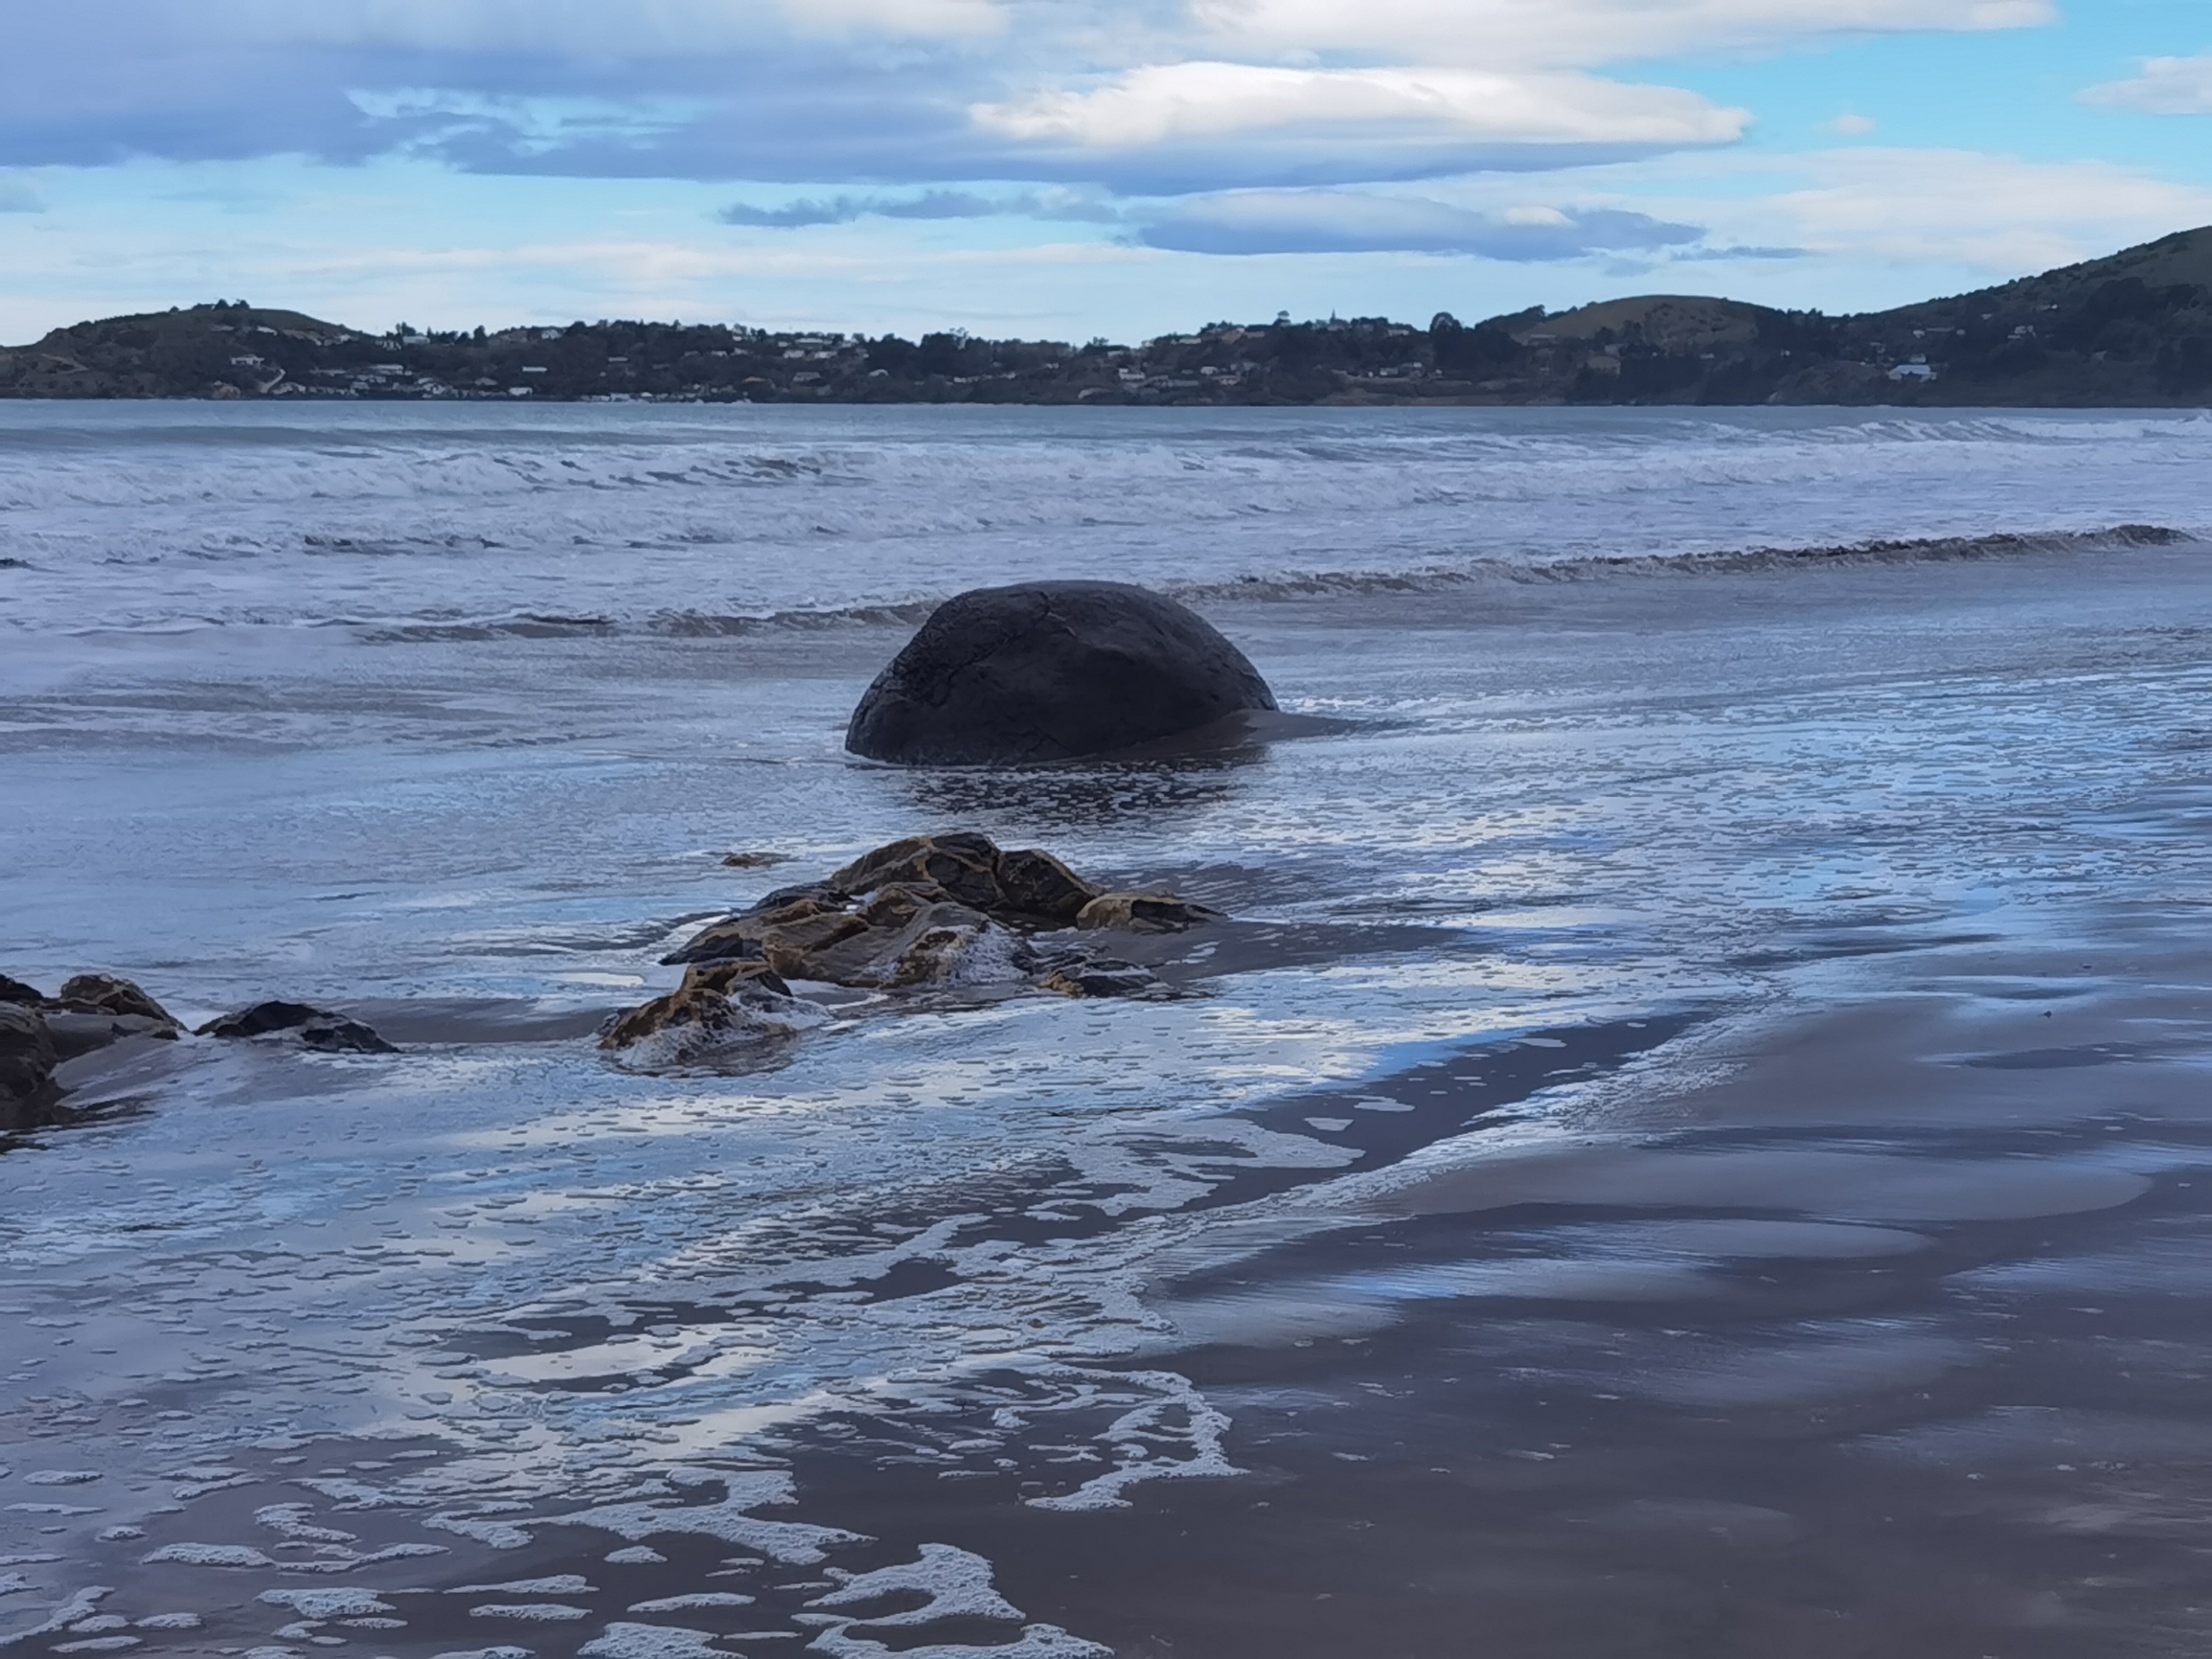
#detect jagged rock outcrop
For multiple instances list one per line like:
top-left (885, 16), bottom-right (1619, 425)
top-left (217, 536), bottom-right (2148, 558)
top-left (599, 961), bottom-right (826, 1062)
top-left (845, 582), bottom-right (1278, 765)
top-left (664, 832), bottom-right (1108, 982)
top-left (660, 831), bottom-right (1217, 983)
top-left (54, 974), bottom-right (185, 1030)
top-left (608, 832), bottom-right (1218, 1063)
top-left (196, 1001), bottom-right (397, 1054)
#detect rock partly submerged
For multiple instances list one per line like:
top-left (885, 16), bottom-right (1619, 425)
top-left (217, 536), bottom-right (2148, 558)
top-left (599, 961), bottom-right (829, 1067)
top-left (1, 973), bottom-right (185, 1131)
top-left (845, 581), bottom-right (1278, 765)
top-left (661, 831), bottom-right (1213, 978)
top-left (604, 831), bottom-right (1222, 1065)
top-left (1, 975), bottom-right (397, 1135)
top-left (196, 1001), bottom-right (398, 1054)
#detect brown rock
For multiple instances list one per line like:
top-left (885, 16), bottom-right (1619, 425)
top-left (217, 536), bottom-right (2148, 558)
top-left (1075, 893), bottom-right (1221, 934)
top-left (827, 832), bottom-right (1100, 921)
top-left (660, 832), bottom-right (1210, 997)
top-left (787, 886), bottom-right (1008, 989)
top-left (1038, 961), bottom-right (1162, 998)
top-left (55, 974), bottom-right (183, 1034)
top-left (995, 848), bottom-right (1103, 921)
top-left (668, 889), bottom-right (860, 967)
top-left (600, 962), bottom-right (807, 1052)
top-left (720, 851), bottom-right (794, 869)
top-left (831, 832), bottom-right (1004, 909)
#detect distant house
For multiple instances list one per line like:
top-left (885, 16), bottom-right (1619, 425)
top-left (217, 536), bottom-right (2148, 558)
top-left (1887, 359), bottom-right (1937, 381)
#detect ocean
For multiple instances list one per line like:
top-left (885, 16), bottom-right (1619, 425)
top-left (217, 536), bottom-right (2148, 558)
top-left (5, 402), bottom-right (2212, 1657)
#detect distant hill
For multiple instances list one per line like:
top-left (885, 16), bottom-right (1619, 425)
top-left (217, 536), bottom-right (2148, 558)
top-left (3, 227), bottom-right (2208, 407)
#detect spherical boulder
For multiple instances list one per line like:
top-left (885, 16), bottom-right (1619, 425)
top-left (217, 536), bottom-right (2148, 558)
top-left (845, 581), bottom-right (1277, 765)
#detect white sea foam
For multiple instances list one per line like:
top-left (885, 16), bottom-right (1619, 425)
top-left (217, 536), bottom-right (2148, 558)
top-left (258, 1591), bottom-right (396, 1619)
top-left (578, 1623), bottom-right (725, 1659)
top-left (467, 1604), bottom-right (590, 1621)
top-left (0, 1586), bottom-right (110, 1650)
top-left (448, 1579), bottom-right (596, 1596)
top-left (141, 1545), bottom-right (273, 1568)
top-left (552, 1472), bottom-right (858, 1566)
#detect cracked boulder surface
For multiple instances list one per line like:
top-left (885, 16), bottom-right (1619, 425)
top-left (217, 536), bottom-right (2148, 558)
top-left (844, 580), bottom-right (1278, 764)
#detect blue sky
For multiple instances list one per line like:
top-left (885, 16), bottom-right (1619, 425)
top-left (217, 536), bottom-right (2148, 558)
top-left (1, 0), bottom-right (2208, 343)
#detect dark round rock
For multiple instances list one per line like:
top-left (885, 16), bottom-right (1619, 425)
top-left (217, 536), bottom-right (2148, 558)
top-left (844, 581), bottom-right (1277, 765)
top-left (196, 1000), bottom-right (397, 1054)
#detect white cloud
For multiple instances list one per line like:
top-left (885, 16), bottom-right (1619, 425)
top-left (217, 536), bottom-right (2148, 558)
top-left (2082, 55), bottom-right (2212, 116)
top-left (1830, 112), bottom-right (1877, 135)
top-left (1136, 189), bottom-right (1703, 256)
top-left (0, 0), bottom-right (2084, 207)
top-left (1188, 0), bottom-right (2054, 70)
top-left (230, 0), bottom-right (1000, 55)
top-left (1716, 148), bottom-right (2212, 273)
top-left (350, 89), bottom-right (708, 153)
top-left (972, 62), bottom-right (1746, 150)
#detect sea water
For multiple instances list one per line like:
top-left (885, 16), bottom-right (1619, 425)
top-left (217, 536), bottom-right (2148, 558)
top-left (4, 404), bottom-right (2212, 1657)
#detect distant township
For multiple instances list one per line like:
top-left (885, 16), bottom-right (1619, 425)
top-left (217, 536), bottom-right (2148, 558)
top-left (3, 226), bottom-right (2208, 408)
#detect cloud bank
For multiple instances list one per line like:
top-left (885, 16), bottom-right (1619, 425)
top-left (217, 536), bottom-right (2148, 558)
top-left (1138, 193), bottom-right (1704, 257)
top-left (0, 0), bottom-right (2057, 193)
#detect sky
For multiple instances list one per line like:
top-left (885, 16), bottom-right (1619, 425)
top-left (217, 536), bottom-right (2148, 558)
top-left (1, 0), bottom-right (2209, 343)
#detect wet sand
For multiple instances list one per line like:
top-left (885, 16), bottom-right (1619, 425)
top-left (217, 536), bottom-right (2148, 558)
top-left (774, 920), bottom-right (2212, 1658)
top-left (12, 920), bottom-right (2212, 1657)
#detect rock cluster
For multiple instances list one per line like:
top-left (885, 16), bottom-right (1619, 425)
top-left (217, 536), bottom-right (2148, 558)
top-left (845, 581), bottom-right (1278, 765)
top-left (5, 834), bottom-right (1222, 1117)
top-left (1, 974), bottom-right (396, 1133)
top-left (604, 831), bottom-right (1221, 1062)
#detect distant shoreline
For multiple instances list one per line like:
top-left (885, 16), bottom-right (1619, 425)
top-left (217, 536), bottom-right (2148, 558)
top-left (4, 225), bottom-right (2208, 410)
